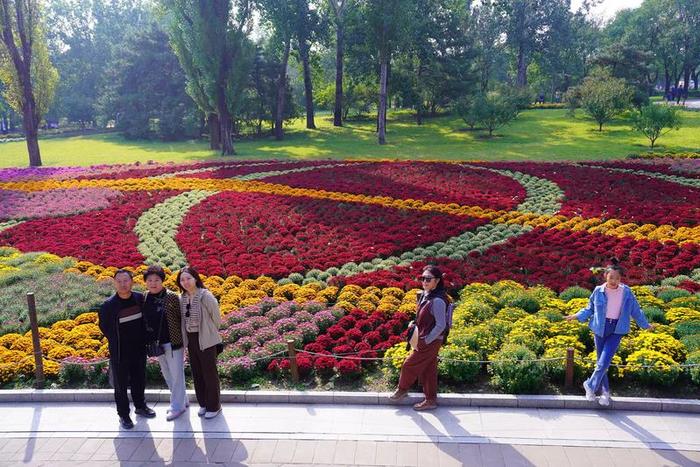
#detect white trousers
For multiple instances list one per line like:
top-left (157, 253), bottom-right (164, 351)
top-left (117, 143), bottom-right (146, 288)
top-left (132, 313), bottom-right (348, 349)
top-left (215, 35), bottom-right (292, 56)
top-left (157, 343), bottom-right (188, 412)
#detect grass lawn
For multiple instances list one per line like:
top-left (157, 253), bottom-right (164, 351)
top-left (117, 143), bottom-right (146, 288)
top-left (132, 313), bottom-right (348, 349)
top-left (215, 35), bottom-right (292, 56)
top-left (2, 109), bottom-right (700, 167)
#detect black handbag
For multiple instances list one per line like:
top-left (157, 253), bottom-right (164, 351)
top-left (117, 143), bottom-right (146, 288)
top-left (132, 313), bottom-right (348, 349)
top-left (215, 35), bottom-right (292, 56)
top-left (145, 293), bottom-right (166, 357)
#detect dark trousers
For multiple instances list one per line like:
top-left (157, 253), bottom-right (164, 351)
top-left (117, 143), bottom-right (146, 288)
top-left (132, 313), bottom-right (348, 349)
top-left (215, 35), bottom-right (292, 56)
top-left (113, 342), bottom-right (147, 418)
top-left (398, 339), bottom-right (442, 401)
top-left (187, 332), bottom-right (221, 412)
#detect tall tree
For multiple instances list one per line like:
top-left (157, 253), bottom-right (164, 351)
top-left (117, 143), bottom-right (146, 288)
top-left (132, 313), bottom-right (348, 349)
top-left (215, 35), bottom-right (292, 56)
top-left (293, 0), bottom-right (320, 129)
top-left (328, 0), bottom-right (351, 126)
top-left (0, 0), bottom-right (58, 166)
top-left (496, 0), bottom-right (565, 88)
top-left (165, 0), bottom-right (254, 154)
top-left (45, 0), bottom-right (151, 128)
top-left (257, 0), bottom-right (296, 140)
top-left (472, 0), bottom-right (502, 93)
top-left (100, 24), bottom-right (199, 140)
top-left (360, 0), bottom-right (416, 144)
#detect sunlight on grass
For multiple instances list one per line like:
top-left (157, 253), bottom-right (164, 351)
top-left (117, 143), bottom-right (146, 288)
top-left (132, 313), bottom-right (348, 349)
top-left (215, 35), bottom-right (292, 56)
top-left (2, 109), bottom-right (699, 167)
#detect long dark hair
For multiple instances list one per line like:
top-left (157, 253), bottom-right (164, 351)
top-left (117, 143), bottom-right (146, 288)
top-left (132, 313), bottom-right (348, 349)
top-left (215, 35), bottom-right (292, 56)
top-left (176, 266), bottom-right (205, 294)
top-left (422, 265), bottom-right (450, 302)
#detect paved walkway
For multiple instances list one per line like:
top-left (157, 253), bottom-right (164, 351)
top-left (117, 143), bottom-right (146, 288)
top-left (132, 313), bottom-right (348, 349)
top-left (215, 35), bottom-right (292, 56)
top-left (1, 401), bottom-right (700, 466)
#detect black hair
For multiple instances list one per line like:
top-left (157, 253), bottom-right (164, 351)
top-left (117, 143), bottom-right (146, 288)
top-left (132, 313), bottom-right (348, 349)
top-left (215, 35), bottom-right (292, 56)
top-left (176, 266), bottom-right (205, 294)
top-left (422, 265), bottom-right (446, 294)
top-left (114, 269), bottom-right (133, 279)
top-left (143, 264), bottom-right (166, 282)
top-left (604, 257), bottom-right (624, 276)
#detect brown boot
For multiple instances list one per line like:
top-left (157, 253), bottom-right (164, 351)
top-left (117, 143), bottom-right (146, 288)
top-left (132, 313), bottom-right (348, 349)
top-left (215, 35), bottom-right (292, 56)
top-left (413, 399), bottom-right (437, 411)
top-left (389, 388), bottom-right (408, 401)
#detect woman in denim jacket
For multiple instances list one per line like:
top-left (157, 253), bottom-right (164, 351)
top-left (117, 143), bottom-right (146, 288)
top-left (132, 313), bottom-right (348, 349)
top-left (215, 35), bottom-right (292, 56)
top-left (566, 258), bottom-right (656, 406)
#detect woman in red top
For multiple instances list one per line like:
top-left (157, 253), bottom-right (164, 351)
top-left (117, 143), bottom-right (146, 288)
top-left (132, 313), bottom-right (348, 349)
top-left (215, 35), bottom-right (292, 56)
top-left (389, 265), bottom-right (449, 411)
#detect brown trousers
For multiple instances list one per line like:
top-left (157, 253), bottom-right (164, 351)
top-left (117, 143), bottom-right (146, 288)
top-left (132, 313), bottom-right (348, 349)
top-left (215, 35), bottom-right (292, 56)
top-left (187, 332), bottom-right (221, 412)
top-left (398, 338), bottom-right (441, 401)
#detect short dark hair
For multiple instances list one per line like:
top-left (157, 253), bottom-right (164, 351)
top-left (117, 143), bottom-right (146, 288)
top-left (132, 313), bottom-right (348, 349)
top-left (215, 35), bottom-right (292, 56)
top-left (114, 269), bottom-right (133, 279)
top-left (604, 257), bottom-right (624, 276)
top-left (143, 264), bottom-right (166, 281)
top-left (176, 266), bottom-right (205, 294)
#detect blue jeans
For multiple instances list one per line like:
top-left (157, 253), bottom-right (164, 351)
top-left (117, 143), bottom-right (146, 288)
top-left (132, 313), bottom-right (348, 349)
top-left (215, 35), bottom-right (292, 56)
top-left (586, 319), bottom-right (623, 394)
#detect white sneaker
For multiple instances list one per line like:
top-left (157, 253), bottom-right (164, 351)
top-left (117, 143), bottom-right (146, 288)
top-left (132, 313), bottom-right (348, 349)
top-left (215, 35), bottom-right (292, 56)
top-left (204, 409), bottom-right (221, 419)
top-left (583, 381), bottom-right (596, 401)
top-left (598, 392), bottom-right (611, 406)
top-left (166, 408), bottom-right (187, 421)
top-left (197, 407), bottom-right (207, 417)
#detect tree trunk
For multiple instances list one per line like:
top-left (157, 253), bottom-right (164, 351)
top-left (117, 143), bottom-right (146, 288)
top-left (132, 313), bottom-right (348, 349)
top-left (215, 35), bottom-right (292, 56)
top-left (208, 113), bottom-right (221, 150)
top-left (333, 21), bottom-right (344, 127)
top-left (1, 1), bottom-right (42, 167)
top-left (377, 58), bottom-right (388, 145)
top-left (23, 106), bottom-right (42, 167)
top-left (20, 73), bottom-right (42, 167)
top-left (299, 40), bottom-right (316, 129)
top-left (219, 106), bottom-right (235, 155)
top-left (275, 38), bottom-right (291, 141)
top-left (516, 44), bottom-right (528, 88)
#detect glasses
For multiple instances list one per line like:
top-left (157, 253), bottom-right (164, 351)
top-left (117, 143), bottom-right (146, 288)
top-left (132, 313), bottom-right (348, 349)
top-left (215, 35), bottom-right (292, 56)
top-left (185, 303), bottom-right (191, 318)
top-left (419, 276), bottom-right (436, 282)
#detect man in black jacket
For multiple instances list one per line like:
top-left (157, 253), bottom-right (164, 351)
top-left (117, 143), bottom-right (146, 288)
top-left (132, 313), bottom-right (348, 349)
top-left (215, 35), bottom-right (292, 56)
top-left (98, 269), bottom-right (156, 429)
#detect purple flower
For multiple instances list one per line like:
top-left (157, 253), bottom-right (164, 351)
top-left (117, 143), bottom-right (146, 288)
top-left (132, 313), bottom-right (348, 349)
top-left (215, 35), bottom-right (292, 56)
top-left (0, 188), bottom-right (121, 221)
top-left (273, 317), bottom-right (298, 334)
top-left (291, 311), bottom-right (314, 323)
top-left (297, 321), bottom-right (320, 342)
top-left (254, 326), bottom-right (278, 345)
top-left (248, 315), bottom-right (272, 330)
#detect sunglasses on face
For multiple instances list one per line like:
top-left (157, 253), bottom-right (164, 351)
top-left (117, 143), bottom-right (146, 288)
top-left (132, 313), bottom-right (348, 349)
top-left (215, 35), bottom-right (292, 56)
top-left (419, 276), bottom-right (436, 282)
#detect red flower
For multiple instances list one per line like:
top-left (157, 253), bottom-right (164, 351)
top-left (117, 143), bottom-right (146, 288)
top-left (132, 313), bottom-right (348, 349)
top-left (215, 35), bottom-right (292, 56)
top-left (336, 358), bottom-right (362, 376)
top-left (314, 356), bottom-right (337, 377)
top-left (327, 325), bottom-right (346, 339)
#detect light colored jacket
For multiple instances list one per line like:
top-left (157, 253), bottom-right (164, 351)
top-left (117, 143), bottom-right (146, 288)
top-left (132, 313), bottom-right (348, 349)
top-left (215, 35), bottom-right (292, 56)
top-left (180, 288), bottom-right (222, 351)
top-left (575, 284), bottom-right (651, 337)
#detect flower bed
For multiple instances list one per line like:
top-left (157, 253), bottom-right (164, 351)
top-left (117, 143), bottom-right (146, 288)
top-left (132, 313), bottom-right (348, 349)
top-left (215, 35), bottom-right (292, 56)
top-left (0, 188), bottom-right (122, 221)
top-left (338, 227), bottom-right (700, 291)
top-left (0, 159), bottom-right (698, 393)
top-left (474, 162), bottom-right (700, 227)
top-left (264, 161), bottom-right (527, 210)
top-left (175, 191), bottom-right (487, 277)
top-left (0, 190), bottom-right (180, 266)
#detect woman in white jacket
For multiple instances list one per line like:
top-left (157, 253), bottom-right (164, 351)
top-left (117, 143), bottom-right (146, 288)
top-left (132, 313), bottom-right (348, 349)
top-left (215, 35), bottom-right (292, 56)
top-left (177, 266), bottom-right (223, 419)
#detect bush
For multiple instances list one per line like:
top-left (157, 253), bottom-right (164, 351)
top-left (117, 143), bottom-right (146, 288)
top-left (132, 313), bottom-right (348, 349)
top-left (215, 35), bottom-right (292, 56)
top-left (681, 335), bottom-right (700, 353)
top-left (438, 346), bottom-right (481, 383)
top-left (626, 349), bottom-right (681, 386)
top-left (631, 104), bottom-right (682, 149)
top-left (500, 291), bottom-right (540, 314)
top-left (628, 332), bottom-right (686, 363)
top-left (559, 286), bottom-right (591, 302)
top-left (489, 344), bottom-right (546, 393)
top-left (643, 306), bottom-right (667, 324)
top-left (674, 320), bottom-right (700, 338)
top-left (59, 362), bottom-right (87, 386)
top-left (471, 92), bottom-right (520, 137)
top-left (576, 67), bottom-right (633, 131)
top-left (222, 357), bottom-right (257, 382)
top-left (687, 351), bottom-right (700, 385)
top-left (666, 307), bottom-right (700, 323)
top-left (657, 288), bottom-right (691, 303)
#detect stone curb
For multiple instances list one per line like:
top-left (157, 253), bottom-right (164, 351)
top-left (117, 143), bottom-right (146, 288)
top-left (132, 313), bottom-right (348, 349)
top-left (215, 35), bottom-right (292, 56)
top-left (0, 389), bottom-right (698, 413)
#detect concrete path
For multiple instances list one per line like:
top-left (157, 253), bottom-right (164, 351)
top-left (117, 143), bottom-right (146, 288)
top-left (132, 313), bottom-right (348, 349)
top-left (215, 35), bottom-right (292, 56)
top-left (1, 401), bottom-right (700, 466)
